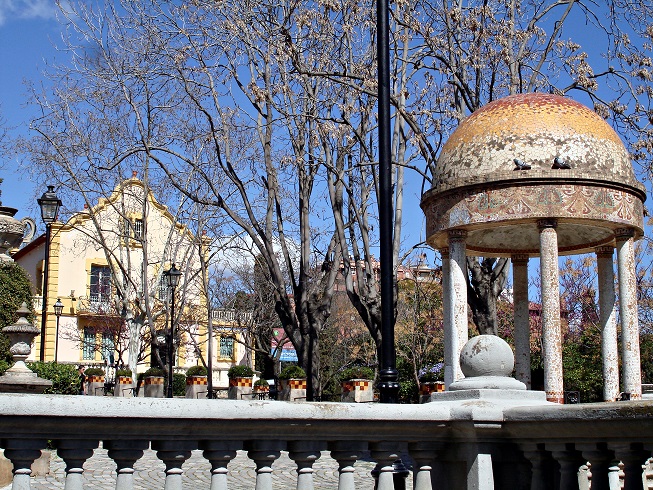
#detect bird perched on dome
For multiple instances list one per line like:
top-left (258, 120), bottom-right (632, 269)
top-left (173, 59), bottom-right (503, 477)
top-left (552, 156), bottom-right (571, 169)
top-left (513, 158), bottom-right (531, 171)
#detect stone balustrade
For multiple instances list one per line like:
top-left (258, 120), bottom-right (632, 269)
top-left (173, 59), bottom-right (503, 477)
top-left (1, 393), bottom-right (653, 489)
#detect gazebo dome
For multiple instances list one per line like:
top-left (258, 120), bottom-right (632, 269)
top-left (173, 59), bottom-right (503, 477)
top-left (421, 93), bottom-right (646, 257)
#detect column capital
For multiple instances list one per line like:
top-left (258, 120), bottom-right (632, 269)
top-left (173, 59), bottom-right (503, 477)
top-left (537, 218), bottom-right (558, 230)
top-left (614, 227), bottom-right (635, 239)
top-left (595, 245), bottom-right (614, 257)
top-left (440, 247), bottom-right (449, 258)
top-left (447, 229), bottom-right (468, 242)
top-left (511, 254), bottom-right (529, 264)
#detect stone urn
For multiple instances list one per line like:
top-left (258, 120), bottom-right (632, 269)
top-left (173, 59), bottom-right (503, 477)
top-left (0, 205), bottom-right (34, 263)
top-left (0, 303), bottom-right (52, 393)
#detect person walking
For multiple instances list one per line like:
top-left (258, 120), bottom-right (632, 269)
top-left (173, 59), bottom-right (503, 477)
top-left (78, 365), bottom-right (86, 395)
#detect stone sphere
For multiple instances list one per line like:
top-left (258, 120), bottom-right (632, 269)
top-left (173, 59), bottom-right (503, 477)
top-left (459, 335), bottom-right (514, 378)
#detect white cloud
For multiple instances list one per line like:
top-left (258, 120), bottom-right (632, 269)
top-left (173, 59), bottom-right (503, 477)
top-left (0, 0), bottom-right (60, 26)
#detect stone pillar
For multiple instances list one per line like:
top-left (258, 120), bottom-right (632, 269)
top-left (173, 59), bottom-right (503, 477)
top-left (580, 444), bottom-right (615, 490)
top-left (3, 439), bottom-right (47, 490)
top-left (370, 442), bottom-right (404, 490)
top-left (152, 440), bottom-right (196, 490)
top-left (56, 439), bottom-right (98, 490)
top-left (288, 441), bottom-right (322, 490)
top-left (549, 443), bottom-right (585, 490)
top-left (615, 228), bottom-right (642, 400)
top-left (446, 230), bottom-right (468, 386)
top-left (521, 444), bottom-right (555, 490)
top-left (538, 219), bottom-right (564, 404)
top-left (595, 246), bottom-right (620, 402)
top-left (512, 254), bottom-right (531, 388)
top-left (104, 439), bottom-right (149, 490)
top-left (441, 247), bottom-right (453, 388)
top-left (200, 440), bottom-right (241, 490)
top-left (612, 443), bottom-right (650, 490)
top-left (246, 440), bottom-right (284, 490)
top-left (329, 440), bottom-right (367, 490)
top-left (409, 442), bottom-right (443, 490)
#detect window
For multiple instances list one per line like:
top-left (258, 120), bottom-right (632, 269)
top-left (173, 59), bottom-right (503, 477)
top-left (83, 328), bottom-right (95, 360)
top-left (90, 265), bottom-right (111, 304)
top-left (219, 336), bottom-right (234, 358)
top-left (101, 332), bottom-right (115, 364)
top-left (133, 219), bottom-right (144, 239)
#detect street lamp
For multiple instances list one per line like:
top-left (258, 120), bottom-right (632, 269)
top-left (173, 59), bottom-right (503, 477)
top-left (164, 263), bottom-right (182, 398)
top-left (37, 185), bottom-right (62, 362)
top-left (53, 298), bottom-right (64, 363)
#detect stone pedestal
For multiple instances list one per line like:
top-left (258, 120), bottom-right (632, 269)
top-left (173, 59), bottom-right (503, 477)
top-left (228, 376), bottom-right (252, 400)
top-left (144, 376), bottom-right (164, 398)
top-left (280, 379), bottom-right (307, 401)
top-left (186, 375), bottom-right (208, 399)
top-left (114, 377), bottom-right (133, 397)
top-left (341, 379), bottom-right (373, 403)
top-left (0, 303), bottom-right (52, 394)
top-left (86, 376), bottom-right (105, 397)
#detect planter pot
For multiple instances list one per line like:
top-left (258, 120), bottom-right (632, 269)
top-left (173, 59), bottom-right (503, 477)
top-left (280, 378), bottom-right (307, 402)
top-left (144, 376), bottom-right (165, 398)
top-left (86, 375), bottom-right (105, 397)
top-left (228, 376), bottom-right (253, 400)
top-left (114, 376), bottom-right (134, 397)
top-left (186, 375), bottom-right (208, 399)
top-left (341, 379), bottom-right (374, 403)
top-left (419, 381), bottom-right (445, 403)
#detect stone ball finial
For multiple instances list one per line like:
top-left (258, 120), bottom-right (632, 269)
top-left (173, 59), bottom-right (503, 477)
top-left (449, 335), bottom-right (526, 391)
top-left (460, 334), bottom-right (514, 378)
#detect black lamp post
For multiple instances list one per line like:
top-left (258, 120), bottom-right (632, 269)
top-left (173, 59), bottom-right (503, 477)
top-left (53, 298), bottom-right (64, 363)
top-left (164, 263), bottom-right (182, 398)
top-left (376, 0), bottom-right (399, 403)
top-left (37, 185), bottom-right (62, 362)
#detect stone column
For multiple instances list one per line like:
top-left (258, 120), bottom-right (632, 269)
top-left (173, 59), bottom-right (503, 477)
top-left (152, 440), bottom-right (196, 490)
top-left (56, 439), bottom-right (98, 490)
top-left (549, 443), bottom-right (586, 490)
top-left (512, 254), bottom-right (531, 388)
top-left (200, 440), bottom-right (242, 490)
top-left (580, 443), bottom-right (615, 490)
top-left (288, 441), bottom-right (323, 490)
top-left (104, 439), bottom-right (149, 490)
top-left (538, 219), bottom-right (564, 404)
top-left (615, 228), bottom-right (642, 399)
top-left (446, 230), bottom-right (468, 386)
top-left (3, 439), bottom-right (47, 490)
top-left (329, 441), bottom-right (367, 490)
top-left (246, 440), bottom-right (284, 490)
top-left (441, 247), bottom-right (452, 388)
top-left (370, 442), bottom-right (404, 490)
top-left (595, 246), bottom-right (620, 402)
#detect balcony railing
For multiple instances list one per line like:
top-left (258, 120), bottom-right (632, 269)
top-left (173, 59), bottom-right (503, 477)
top-left (1, 392), bottom-right (652, 489)
top-left (210, 308), bottom-right (253, 324)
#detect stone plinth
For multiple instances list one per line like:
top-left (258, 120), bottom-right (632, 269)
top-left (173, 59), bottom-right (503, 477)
top-left (186, 375), bottom-right (208, 399)
top-left (228, 376), bottom-right (252, 400)
top-left (86, 376), bottom-right (105, 397)
top-left (280, 378), bottom-right (307, 402)
top-left (341, 379), bottom-right (374, 403)
top-left (114, 377), bottom-right (133, 397)
top-left (144, 376), bottom-right (164, 398)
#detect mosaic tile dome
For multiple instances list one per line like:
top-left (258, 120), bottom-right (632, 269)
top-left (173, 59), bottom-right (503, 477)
top-left (421, 93), bottom-right (646, 256)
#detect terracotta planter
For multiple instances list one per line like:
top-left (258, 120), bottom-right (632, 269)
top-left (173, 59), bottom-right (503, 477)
top-left (228, 376), bottom-right (253, 400)
top-left (86, 375), bottom-right (105, 397)
top-left (280, 378), bottom-right (307, 401)
top-left (419, 381), bottom-right (445, 403)
top-left (186, 375), bottom-right (208, 399)
top-left (144, 376), bottom-right (164, 398)
top-left (114, 376), bottom-right (133, 397)
top-left (341, 379), bottom-right (374, 403)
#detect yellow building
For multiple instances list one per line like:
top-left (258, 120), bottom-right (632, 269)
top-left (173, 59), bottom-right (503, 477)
top-left (14, 175), bottom-right (251, 380)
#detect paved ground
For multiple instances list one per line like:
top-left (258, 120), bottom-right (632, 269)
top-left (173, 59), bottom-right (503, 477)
top-left (7, 447), bottom-right (414, 489)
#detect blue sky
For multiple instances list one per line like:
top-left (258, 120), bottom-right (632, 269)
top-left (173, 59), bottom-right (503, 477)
top-left (0, 0), bottom-right (63, 226)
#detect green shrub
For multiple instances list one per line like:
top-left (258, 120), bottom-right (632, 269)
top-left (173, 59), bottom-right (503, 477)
top-left (0, 263), bottom-right (34, 363)
top-left (173, 373), bottom-right (185, 396)
top-left (186, 365), bottom-right (207, 377)
top-left (254, 378), bottom-right (269, 387)
top-left (85, 367), bottom-right (105, 377)
top-left (339, 366), bottom-right (375, 382)
top-left (116, 368), bottom-right (132, 378)
top-left (0, 360), bottom-right (9, 376)
top-left (279, 365), bottom-right (306, 379)
top-left (143, 367), bottom-right (165, 377)
top-left (227, 365), bottom-right (254, 378)
top-left (27, 362), bottom-right (78, 395)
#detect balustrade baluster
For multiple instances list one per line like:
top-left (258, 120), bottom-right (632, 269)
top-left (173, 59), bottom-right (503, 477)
top-left (200, 440), bottom-right (242, 490)
top-left (328, 440), bottom-right (368, 490)
top-left (152, 440), bottom-right (196, 490)
top-left (409, 442), bottom-right (442, 490)
top-left (580, 443), bottom-right (616, 490)
top-left (55, 439), bottom-right (98, 490)
top-left (521, 444), bottom-right (555, 490)
top-left (549, 443), bottom-right (585, 490)
top-left (245, 440), bottom-right (284, 490)
top-left (371, 442), bottom-right (404, 490)
top-left (612, 443), bottom-right (650, 490)
top-left (104, 439), bottom-right (149, 490)
top-left (288, 440), bottom-right (323, 490)
top-left (2, 439), bottom-right (47, 490)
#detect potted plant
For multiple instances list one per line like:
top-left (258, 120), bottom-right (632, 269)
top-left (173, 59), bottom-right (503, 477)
top-left (85, 367), bottom-right (105, 397)
top-left (253, 378), bottom-right (270, 394)
top-left (142, 367), bottom-right (165, 398)
top-left (227, 365), bottom-right (254, 400)
top-left (418, 363), bottom-right (445, 401)
top-left (279, 365), bottom-right (307, 401)
top-left (185, 365), bottom-right (208, 399)
top-left (340, 366), bottom-right (375, 403)
top-left (114, 368), bottom-right (134, 397)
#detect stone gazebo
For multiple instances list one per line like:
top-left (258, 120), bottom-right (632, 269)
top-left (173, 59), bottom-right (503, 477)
top-left (421, 93), bottom-right (646, 403)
